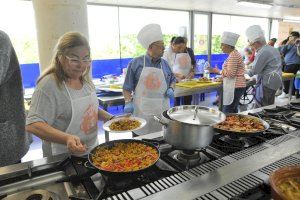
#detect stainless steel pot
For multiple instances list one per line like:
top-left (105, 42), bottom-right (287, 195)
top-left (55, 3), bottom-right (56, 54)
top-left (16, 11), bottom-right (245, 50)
top-left (154, 106), bottom-right (225, 150)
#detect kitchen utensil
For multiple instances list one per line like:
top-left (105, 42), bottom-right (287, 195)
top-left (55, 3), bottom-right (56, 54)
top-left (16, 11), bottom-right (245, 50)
top-left (213, 114), bottom-right (269, 138)
top-left (86, 139), bottom-right (160, 176)
top-left (103, 117), bottom-right (146, 133)
top-left (154, 106), bottom-right (225, 150)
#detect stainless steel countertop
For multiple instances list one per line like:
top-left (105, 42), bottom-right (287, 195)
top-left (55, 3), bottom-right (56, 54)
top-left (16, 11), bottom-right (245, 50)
top-left (142, 136), bottom-right (300, 200)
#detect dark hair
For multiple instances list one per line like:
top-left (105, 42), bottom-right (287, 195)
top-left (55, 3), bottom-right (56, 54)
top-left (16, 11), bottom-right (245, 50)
top-left (172, 36), bottom-right (185, 45)
top-left (270, 38), bottom-right (277, 43)
top-left (170, 36), bottom-right (176, 43)
top-left (281, 38), bottom-right (289, 45)
top-left (290, 31), bottom-right (300, 37)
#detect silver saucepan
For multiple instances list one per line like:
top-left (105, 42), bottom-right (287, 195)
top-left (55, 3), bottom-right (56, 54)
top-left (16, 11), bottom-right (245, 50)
top-left (154, 105), bottom-right (225, 150)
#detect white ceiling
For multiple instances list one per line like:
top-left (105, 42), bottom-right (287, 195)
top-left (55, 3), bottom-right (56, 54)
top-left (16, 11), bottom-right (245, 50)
top-left (88, 0), bottom-right (300, 19)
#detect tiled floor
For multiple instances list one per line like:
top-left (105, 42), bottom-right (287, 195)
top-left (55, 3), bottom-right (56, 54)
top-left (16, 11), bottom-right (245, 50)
top-left (21, 92), bottom-right (290, 162)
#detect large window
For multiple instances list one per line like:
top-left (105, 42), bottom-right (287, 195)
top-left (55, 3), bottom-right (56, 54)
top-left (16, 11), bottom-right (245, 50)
top-left (0, 1), bottom-right (38, 64)
top-left (212, 14), bottom-right (269, 54)
top-left (88, 5), bottom-right (120, 59)
top-left (193, 14), bottom-right (209, 55)
top-left (270, 19), bottom-right (279, 47)
top-left (119, 7), bottom-right (190, 58)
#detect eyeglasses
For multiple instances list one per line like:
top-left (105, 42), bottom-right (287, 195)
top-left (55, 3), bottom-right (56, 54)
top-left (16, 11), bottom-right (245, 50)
top-left (152, 43), bottom-right (165, 49)
top-left (65, 56), bottom-right (91, 66)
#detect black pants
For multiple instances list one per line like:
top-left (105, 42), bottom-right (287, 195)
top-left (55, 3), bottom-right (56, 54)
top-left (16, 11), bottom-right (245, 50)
top-left (262, 86), bottom-right (276, 106)
top-left (283, 64), bottom-right (300, 95)
top-left (175, 95), bottom-right (192, 106)
top-left (222, 87), bottom-right (245, 114)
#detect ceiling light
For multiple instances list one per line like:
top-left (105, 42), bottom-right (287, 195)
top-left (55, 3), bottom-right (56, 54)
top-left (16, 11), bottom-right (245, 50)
top-left (283, 16), bottom-right (300, 21)
top-left (283, 19), bottom-right (300, 23)
top-left (237, 1), bottom-right (273, 9)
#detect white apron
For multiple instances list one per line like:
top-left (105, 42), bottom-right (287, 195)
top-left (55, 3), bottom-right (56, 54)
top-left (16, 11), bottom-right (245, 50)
top-left (173, 53), bottom-right (192, 77)
top-left (255, 70), bottom-right (282, 106)
top-left (222, 59), bottom-right (236, 106)
top-left (51, 83), bottom-right (99, 156)
top-left (133, 56), bottom-right (170, 135)
top-left (223, 77), bottom-right (236, 105)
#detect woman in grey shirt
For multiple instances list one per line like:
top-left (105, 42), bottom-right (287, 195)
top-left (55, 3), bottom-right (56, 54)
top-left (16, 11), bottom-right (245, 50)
top-left (26, 32), bottom-right (113, 157)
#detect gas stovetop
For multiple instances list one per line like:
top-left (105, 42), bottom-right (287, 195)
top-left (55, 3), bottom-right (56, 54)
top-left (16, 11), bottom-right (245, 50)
top-left (1, 104), bottom-right (300, 200)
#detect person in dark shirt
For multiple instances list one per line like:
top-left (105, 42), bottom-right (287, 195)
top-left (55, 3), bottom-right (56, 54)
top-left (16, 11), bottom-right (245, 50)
top-left (0, 30), bottom-right (31, 166)
top-left (279, 31), bottom-right (300, 98)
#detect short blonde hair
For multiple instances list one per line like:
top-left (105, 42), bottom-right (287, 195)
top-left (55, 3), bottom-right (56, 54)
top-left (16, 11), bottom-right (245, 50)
top-left (37, 32), bottom-right (92, 88)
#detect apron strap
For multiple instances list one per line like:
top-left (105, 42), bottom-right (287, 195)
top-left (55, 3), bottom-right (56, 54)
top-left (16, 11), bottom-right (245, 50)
top-left (63, 81), bottom-right (72, 99)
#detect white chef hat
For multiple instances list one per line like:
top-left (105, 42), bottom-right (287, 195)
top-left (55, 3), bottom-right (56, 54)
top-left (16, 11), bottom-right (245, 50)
top-left (178, 26), bottom-right (187, 38)
top-left (245, 25), bottom-right (265, 43)
top-left (221, 31), bottom-right (240, 46)
top-left (137, 24), bottom-right (163, 49)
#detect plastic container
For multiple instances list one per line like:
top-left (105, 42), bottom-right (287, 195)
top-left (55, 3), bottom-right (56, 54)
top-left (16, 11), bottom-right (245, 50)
top-left (203, 69), bottom-right (210, 79)
top-left (203, 61), bottom-right (210, 78)
top-left (294, 70), bottom-right (300, 90)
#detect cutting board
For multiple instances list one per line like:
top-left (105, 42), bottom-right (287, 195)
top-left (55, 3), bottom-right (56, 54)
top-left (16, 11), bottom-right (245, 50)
top-left (176, 80), bottom-right (221, 89)
top-left (282, 72), bottom-right (295, 78)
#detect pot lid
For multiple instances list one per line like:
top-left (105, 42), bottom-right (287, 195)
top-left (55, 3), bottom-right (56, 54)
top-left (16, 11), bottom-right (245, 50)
top-left (167, 106), bottom-right (225, 125)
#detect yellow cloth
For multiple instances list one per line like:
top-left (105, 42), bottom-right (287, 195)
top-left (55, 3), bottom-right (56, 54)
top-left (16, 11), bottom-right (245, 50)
top-left (282, 72), bottom-right (295, 78)
top-left (176, 80), bottom-right (221, 89)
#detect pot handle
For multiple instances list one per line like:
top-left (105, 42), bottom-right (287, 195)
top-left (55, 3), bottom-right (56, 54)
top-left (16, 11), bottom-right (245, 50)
top-left (153, 115), bottom-right (168, 126)
top-left (84, 161), bottom-right (96, 170)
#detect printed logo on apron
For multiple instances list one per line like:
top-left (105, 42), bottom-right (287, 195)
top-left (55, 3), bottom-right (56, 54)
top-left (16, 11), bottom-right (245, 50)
top-left (80, 104), bottom-right (98, 134)
top-left (133, 56), bottom-right (170, 135)
top-left (50, 83), bottom-right (99, 156)
top-left (143, 72), bottom-right (162, 90)
top-left (173, 53), bottom-right (192, 77)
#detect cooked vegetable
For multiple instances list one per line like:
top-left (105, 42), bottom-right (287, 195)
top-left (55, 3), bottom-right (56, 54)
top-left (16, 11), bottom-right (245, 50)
top-left (277, 177), bottom-right (300, 200)
top-left (214, 115), bottom-right (265, 132)
top-left (91, 142), bottom-right (158, 172)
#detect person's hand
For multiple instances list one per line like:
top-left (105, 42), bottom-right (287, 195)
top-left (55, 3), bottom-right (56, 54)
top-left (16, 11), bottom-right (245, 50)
top-left (295, 38), bottom-right (300, 47)
top-left (175, 73), bottom-right (185, 82)
top-left (124, 102), bottom-right (134, 113)
top-left (66, 135), bottom-right (86, 154)
top-left (113, 113), bottom-right (132, 118)
top-left (166, 87), bottom-right (175, 99)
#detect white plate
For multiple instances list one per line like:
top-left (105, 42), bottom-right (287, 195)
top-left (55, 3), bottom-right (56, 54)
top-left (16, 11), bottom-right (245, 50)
top-left (100, 88), bottom-right (123, 93)
top-left (103, 117), bottom-right (147, 133)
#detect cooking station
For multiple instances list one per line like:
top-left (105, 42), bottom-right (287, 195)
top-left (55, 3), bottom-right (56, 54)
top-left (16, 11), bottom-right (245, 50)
top-left (1, 101), bottom-right (300, 200)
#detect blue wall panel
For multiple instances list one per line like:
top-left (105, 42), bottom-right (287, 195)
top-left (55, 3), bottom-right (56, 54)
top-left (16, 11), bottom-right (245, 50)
top-left (20, 63), bottom-right (40, 88)
top-left (20, 55), bottom-right (228, 88)
top-left (91, 58), bottom-right (133, 78)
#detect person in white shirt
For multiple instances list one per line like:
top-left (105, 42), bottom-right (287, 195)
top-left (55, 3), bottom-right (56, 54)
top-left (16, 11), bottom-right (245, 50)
top-left (163, 36), bottom-right (194, 105)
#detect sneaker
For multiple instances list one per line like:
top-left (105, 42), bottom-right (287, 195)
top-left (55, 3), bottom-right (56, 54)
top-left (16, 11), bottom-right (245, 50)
top-left (278, 92), bottom-right (288, 99)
